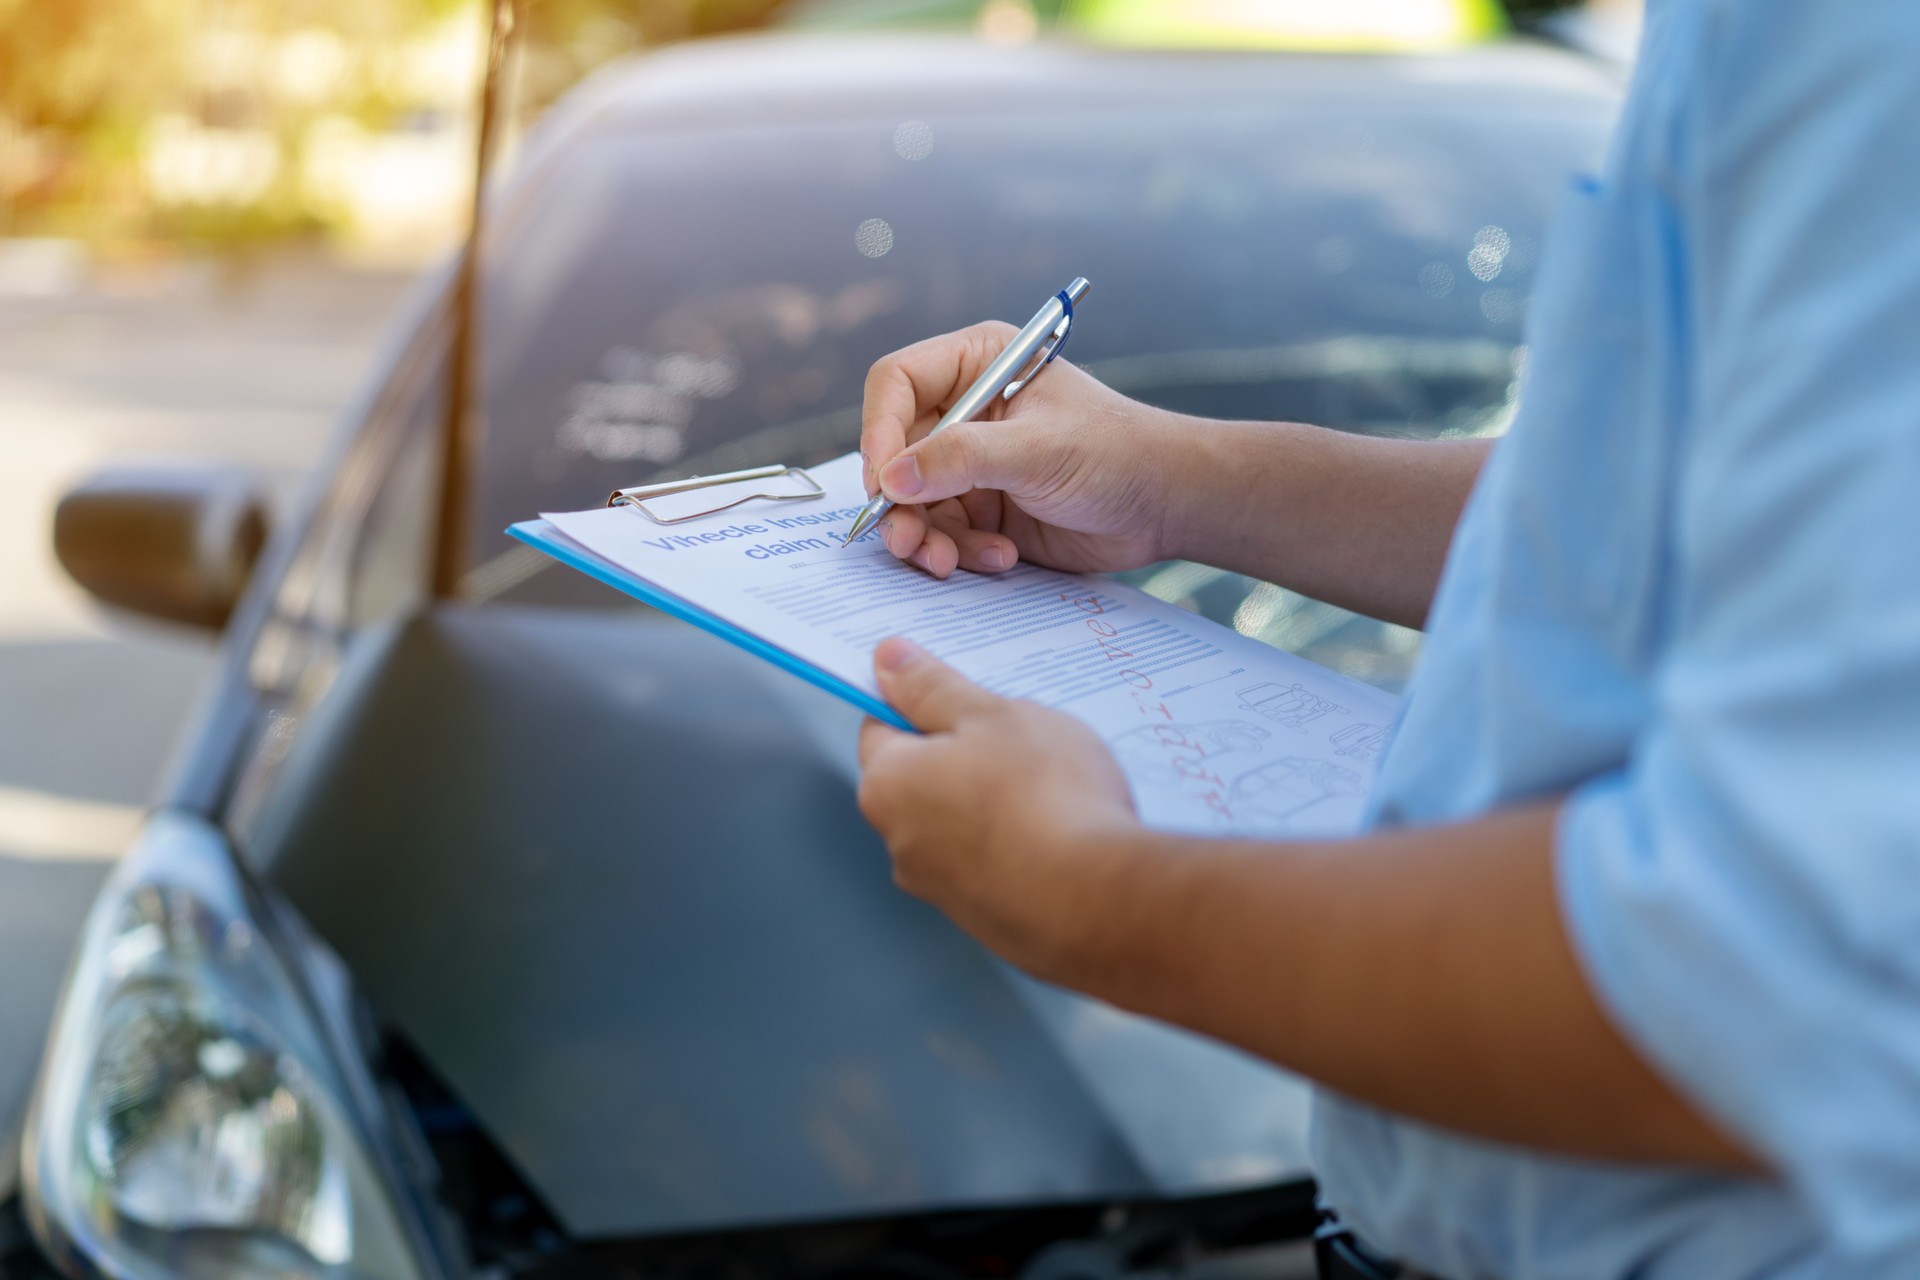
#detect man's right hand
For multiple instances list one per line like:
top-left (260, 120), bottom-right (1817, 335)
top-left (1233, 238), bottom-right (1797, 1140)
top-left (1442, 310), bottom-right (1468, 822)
top-left (859, 321), bottom-right (1183, 578)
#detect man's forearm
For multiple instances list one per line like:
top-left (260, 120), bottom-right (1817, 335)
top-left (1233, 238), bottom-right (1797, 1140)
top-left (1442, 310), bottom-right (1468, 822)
top-left (1158, 421), bottom-right (1490, 630)
top-left (1061, 804), bottom-right (1760, 1171)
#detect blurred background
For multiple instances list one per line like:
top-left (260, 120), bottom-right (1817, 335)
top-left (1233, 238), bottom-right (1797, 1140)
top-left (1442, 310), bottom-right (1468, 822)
top-left (0, 0), bottom-right (1638, 1087)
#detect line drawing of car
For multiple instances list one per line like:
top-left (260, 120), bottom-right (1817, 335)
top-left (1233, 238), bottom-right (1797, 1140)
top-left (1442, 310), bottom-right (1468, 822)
top-left (1329, 721), bottom-right (1391, 762)
top-left (1228, 757), bottom-right (1368, 830)
top-left (1236, 681), bottom-right (1349, 732)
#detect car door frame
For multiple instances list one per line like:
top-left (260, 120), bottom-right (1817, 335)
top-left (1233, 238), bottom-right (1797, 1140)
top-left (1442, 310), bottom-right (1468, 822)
top-left (152, 265), bottom-right (460, 824)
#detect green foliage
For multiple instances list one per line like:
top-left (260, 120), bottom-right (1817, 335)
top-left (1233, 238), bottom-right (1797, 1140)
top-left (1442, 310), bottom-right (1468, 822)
top-left (0, 0), bottom-right (466, 243)
top-left (0, 0), bottom-right (794, 243)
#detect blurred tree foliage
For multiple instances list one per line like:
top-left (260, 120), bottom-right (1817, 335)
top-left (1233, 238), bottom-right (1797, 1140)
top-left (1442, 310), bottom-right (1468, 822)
top-left (0, 0), bottom-right (784, 247)
top-left (0, 0), bottom-right (463, 243)
top-left (0, 0), bottom-right (186, 237)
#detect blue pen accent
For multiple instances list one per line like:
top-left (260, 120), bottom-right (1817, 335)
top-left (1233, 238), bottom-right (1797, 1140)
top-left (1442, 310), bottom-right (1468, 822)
top-left (508, 519), bottom-right (916, 732)
top-left (1044, 287), bottom-right (1076, 365)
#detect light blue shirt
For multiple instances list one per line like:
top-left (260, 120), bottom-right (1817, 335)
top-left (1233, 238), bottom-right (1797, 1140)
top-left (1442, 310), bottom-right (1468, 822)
top-left (1313, 2), bottom-right (1920, 1277)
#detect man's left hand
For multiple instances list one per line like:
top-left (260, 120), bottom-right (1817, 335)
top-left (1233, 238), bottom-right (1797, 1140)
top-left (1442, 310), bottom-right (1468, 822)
top-left (857, 636), bottom-right (1140, 980)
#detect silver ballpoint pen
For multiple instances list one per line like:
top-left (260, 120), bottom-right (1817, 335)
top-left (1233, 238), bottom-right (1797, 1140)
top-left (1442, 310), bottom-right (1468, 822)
top-left (842, 276), bottom-right (1091, 547)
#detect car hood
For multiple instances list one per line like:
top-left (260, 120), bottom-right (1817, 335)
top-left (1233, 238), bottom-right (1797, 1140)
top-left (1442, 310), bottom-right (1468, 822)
top-left (246, 605), bottom-right (1313, 1239)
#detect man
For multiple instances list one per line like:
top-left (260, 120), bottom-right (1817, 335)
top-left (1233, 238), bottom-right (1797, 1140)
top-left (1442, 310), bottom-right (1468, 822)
top-left (851, 1), bottom-right (1920, 1276)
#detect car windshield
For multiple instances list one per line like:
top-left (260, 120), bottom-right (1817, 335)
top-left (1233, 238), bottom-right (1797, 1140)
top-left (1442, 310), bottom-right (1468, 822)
top-left (474, 84), bottom-right (1604, 690)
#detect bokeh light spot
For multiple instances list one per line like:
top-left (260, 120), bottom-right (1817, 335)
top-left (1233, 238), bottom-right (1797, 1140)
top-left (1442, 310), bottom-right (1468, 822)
top-left (1479, 287), bottom-right (1521, 323)
top-left (1336, 120), bottom-right (1377, 158)
top-left (1467, 243), bottom-right (1504, 281)
top-left (855, 218), bottom-right (895, 258)
top-left (1467, 225), bottom-right (1510, 282)
top-left (892, 120), bottom-right (934, 161)
top-left (1418, 261), bottom-right (1456, 298)
top-left (978, 0), bottom-right (1040, 43)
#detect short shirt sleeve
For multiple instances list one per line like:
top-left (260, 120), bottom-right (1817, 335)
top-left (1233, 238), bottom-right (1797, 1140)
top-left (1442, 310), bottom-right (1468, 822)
top-left (1556, 0), bottom-right (1920, 1255)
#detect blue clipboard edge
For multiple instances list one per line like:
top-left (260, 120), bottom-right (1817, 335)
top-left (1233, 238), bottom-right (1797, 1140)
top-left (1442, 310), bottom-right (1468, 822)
top-left (508, 519), bottom-right (915, 732)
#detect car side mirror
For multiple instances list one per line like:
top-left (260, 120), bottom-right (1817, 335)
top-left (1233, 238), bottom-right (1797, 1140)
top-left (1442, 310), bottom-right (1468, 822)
top-left (53, 467), bottom-right (270, 631)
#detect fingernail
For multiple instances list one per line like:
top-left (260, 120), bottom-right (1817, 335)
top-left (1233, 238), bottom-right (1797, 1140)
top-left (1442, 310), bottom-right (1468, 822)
top-left (980, 545), bottom-right (1008, 570)
top-left (880, 454), bottom-right (924, 499)
top-left (876, 636), bottom-right (926, 671)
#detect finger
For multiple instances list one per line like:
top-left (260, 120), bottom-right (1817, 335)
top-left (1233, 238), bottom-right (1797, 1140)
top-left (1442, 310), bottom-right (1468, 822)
top-left (953, 526), bottom-right (1019, 573)
top-left (856, 716), bottom-right (936, 831)
top-left (906, 527), bottom-right (961, 579)
top-left (874, 636), bottom-right (1001, 732)
top-left (857, 715), bottom-right (914, 770)
top-left (862, 321), bottom-right (1018, 497)
top-left (878, 417), bottom-right (1050, 509)
top-left (878, 507), bottom-right (929, 560)
top-left (958, 486), bottom-right (1005, 534)
top-left (928, 500), bottom-right (1017, 572)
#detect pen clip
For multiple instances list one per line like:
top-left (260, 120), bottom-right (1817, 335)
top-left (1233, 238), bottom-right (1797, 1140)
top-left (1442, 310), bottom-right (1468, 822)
top-left (1000, 288), bottom-right (1078, 400)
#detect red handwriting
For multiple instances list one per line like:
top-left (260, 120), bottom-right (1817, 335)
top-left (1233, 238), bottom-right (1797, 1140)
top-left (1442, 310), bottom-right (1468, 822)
top-left (1060, 591), bottom-right (1234, 820)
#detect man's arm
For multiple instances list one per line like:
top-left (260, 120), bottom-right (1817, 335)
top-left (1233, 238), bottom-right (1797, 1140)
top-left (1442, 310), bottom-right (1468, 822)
top-left (856, 639), bottom-right (1760, 1172)
top-left (1158, 423), bottom-right (1489, 631)
top-left (1079, 806), bottom-right (1756, 1168)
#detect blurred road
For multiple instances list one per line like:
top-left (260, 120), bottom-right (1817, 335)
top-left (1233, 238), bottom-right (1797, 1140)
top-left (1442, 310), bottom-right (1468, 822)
top-left (0, 252), bottom-right (417, 1131)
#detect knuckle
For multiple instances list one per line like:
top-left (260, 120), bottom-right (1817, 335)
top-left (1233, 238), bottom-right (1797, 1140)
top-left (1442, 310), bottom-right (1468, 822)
top-left (856, 771), bottom-right (889, 824)
top-left (926, 423), bottom-right (981, 484)
top-left (949, 422), bottom-right (984, 468)
top-left (968, 321), bottom-right (1018, 367)
top-left (896, 663), bottom-right (937, 708)
top-left (865, 350), bottom-right (904, 390)
top-left (889, 846), bottom-right (935, 898)
top-left (1004, 700), bottom-right (1047, 732)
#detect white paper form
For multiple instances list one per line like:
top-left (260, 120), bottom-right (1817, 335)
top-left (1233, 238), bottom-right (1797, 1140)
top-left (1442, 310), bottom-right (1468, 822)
top-left (542, 453), bottom-right (1399, 839)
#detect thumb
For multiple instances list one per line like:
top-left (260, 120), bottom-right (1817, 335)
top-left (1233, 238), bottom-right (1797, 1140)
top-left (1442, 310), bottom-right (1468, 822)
top-left (878, 419), bottom-right (1046, 506)
top-left (873, 637), bottom-right (1001, 732)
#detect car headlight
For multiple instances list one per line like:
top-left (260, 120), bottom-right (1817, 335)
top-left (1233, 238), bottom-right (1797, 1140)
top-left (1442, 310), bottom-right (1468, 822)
top-left (22, 813), bottom-right (434, 1280)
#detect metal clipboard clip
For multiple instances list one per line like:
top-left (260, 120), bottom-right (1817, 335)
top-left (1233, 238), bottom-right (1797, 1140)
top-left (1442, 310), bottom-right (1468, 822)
top-left (606, 463), bottom-right (827, 526)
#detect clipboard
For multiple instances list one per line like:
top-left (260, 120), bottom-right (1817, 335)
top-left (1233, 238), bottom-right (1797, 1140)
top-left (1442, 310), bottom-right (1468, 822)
top-left (510, 462), bottom-right (914, 731)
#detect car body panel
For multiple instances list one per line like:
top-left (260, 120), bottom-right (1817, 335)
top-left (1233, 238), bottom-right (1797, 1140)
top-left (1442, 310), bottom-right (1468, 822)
top-left (246, 605), bottom-right (1317, 1237)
